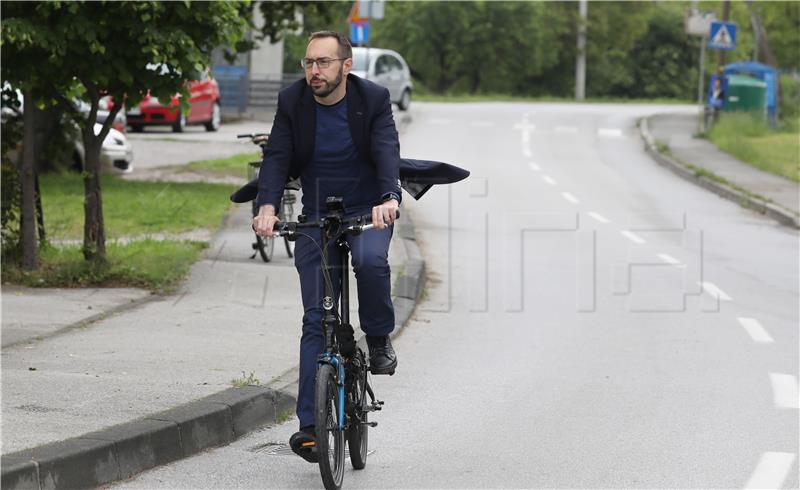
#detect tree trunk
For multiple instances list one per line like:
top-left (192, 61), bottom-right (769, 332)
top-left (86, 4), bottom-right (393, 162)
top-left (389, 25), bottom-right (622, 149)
top-left (82, 135), bottom-right (106, 263)
top-left (19, 88), bottom-right (38, 270)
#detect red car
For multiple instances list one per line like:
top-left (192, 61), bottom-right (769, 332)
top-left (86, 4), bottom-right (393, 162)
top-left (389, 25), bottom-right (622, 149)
top-left (126, 72), bottom-right (221, 133)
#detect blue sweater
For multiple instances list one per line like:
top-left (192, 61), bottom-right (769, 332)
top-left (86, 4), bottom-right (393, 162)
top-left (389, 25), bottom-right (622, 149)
top-left (301, 98), bottom-right (381, 216)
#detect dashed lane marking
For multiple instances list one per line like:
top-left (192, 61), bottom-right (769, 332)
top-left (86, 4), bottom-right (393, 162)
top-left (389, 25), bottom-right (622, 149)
top-left (528, 162), bottom-right (541, 171)
top-left (737, 317), bottom-right (774, 344)
top-left (769, 373), bottom-right (800, 409)
top-left (542, 175), bottom-right (557, 186)
top-left (699, 281), bottom-right (732, 301)
top-left (598, 128), bottom-right (623, 137)
top-left (620, 230), bottom-right (646, 244)
top-left (562, 192), bottom-right (580, 204)
top-left (657, 253), bottom-right (681, 265)
top-left (588, 212), bottom-right (610, 224)
top-left (744, 452), bottom-right (797, 489)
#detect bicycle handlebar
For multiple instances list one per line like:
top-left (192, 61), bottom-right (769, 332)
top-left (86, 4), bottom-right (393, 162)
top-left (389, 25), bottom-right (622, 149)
top-left (253, 211), bottom-right (400, 238)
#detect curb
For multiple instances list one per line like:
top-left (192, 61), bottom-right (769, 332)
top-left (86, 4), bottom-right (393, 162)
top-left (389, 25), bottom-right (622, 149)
top-left (1, 216), bottom-right (426, 490)
top-left (639, 117), bottom-right (800, 230)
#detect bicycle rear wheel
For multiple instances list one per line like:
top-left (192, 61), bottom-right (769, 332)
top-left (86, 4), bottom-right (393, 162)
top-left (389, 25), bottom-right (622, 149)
top-left (279, 202), bottom-right (294, 258)
top-left (347, 354), bottom-right (369, 469)
top-left (316, 363), bottom-right (345, 490)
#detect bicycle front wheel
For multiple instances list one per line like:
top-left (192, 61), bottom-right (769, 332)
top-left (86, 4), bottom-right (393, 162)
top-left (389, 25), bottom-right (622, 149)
top-left (316, 363), bottom-right (345, 490)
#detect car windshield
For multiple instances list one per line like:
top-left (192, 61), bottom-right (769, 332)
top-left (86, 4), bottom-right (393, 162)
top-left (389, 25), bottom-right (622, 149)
top-left (352, 50), bottom-right (369, 72)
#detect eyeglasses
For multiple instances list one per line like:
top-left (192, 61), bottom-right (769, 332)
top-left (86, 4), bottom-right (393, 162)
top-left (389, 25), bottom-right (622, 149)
top-left (300, 58), bottom-right (347, 70)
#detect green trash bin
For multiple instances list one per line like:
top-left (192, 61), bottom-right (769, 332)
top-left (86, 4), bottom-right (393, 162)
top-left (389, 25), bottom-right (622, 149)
top-left (724, 74), bottom-right (767, 115)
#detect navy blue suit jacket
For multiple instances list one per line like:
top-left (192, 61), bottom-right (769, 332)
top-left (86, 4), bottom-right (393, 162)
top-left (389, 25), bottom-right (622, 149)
top-left (256, 74), bottom-right (402, 210)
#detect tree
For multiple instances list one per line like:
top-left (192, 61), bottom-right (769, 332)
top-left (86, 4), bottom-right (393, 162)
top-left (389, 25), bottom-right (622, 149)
top-left (2, 1), bottom-right (249, 264)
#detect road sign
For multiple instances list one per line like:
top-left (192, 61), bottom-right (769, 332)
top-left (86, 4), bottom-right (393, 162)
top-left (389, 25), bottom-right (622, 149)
top-left (350, 21), bottom-right (369, 45)
top-left (708, 21), bottom-right (737, 51)
top-left (349, 0), bottom-right (384, 21)
top-left (685, 9), bottom-right (715, 37)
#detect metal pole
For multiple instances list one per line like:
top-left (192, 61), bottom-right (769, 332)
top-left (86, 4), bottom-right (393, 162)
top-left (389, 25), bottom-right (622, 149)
top-left (697, 39), bottom-right (706, 133)
top-left (575, 0), bottom-right (587, 101)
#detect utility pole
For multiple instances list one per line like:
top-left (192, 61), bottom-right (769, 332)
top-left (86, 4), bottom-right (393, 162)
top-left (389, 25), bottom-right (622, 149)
top-left (575, 0), bottom-right (587, 100)
top-left (716, 0), bottom-right (731, 74)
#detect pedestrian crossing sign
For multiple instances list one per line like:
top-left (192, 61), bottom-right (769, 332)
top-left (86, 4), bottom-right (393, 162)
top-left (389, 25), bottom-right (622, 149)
top-left (708, 21), bottom-right (736, 51)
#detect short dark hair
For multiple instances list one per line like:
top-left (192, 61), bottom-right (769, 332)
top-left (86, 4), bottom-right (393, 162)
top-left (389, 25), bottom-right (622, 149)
top-left (308, 31), bottom-right (353, 59)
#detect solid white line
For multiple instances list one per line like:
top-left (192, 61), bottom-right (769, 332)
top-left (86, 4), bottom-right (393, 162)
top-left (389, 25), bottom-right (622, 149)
top-left (555, 126), bottom-right (578, 133)
top-left (699, 281), bottom-right (733, 301)
top-left (598, 128), bottom-right (623, 137)
top-left (737, 317), bottom-right (774, 344)
top-left (562, 192), bottom-right (580, 204)
top-left (621, 230), bottom-right (646, 244)
top-left (588, 212), bottom-right (610, 224)
top-left (657, 253), bottom-right (680, 265)
top-left (528, 162), bottom-right (541, 171)
top-left (769, 373), bottom-right (800, 409)
top-left (542, 175), bottom-right (557, 186)
top-left (744, 452), bottom-right (797, 489)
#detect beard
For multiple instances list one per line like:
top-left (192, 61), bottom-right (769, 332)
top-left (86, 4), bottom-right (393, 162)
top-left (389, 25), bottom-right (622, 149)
top-left (308, 67), bottom-right (344, 98)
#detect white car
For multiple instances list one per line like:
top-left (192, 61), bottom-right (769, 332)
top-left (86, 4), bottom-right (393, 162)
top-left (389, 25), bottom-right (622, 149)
top-left (350, 47), bottom-right (413, 111)
top-left (73, 124), bottom-right (134, 174)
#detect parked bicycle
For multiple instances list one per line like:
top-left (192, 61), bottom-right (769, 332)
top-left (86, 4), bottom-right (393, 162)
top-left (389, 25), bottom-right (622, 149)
top-left (267, 197), bottom-right (395, 490)
top-left (237, 133), bottom-right (296, 262)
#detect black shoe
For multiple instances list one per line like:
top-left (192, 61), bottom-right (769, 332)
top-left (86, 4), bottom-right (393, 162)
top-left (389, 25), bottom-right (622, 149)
top-left (289, 425), bottom-right (318, 463)
top-left (366, 335), bottom-right (397, 375)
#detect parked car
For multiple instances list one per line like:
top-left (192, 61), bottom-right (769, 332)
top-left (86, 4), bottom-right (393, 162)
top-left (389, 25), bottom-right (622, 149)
top-left (1, 87), bottom-right (133, 174)
top-left (126, 70), bottom-right (221, 133)
top-left (73, 123), bottom-right (134, 173)
top-left (350, 47), bottom-right (413, 111)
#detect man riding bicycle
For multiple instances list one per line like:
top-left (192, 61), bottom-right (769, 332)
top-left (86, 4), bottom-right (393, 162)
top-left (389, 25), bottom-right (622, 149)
top-left (251, 31), bottom-right (401, 463)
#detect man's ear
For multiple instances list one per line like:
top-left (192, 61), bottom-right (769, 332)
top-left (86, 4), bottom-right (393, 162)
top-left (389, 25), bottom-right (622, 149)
top-left (343, 58), bottom-right (353, 76)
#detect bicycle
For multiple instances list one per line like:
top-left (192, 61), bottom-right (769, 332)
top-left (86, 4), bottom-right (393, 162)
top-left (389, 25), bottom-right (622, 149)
top-left (237, 133), bottom-right (297, 262)
top-left (268, 197), bottom-right (393, 490)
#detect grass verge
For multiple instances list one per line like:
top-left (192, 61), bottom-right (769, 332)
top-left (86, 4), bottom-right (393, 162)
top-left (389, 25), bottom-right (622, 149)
top-left (39, 172), bottom-right (237, 241)
top-left (184, 153), bottom-right (256, 180)
top-left (707, 113), bottom-right (800, 182)
top-left (2, 239), bottom-right (208, 293)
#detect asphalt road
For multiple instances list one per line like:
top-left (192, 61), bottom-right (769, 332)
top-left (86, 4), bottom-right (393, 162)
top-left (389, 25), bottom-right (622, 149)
top-left (113, 102), bottom-right (799, 489)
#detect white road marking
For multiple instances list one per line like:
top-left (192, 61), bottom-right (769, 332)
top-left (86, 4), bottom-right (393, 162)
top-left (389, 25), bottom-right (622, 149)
top-left (620, 230), bottom-right (646, 244)
top-left (562, 192), bottom-right (580, 204)
top-left (657, 253), bottom-right (680, 265)
top-left (555, 126), bottom-right (579, 133)
top-left (699, 281), bottom-right (732, 301)
top-left (469, 120), bottom-right (495, 127)
top-left (769, 373), bottom-right (800, 409)
top-left (737, 317), bottom-right (774, 344)
top-left (598, 128), bottom-right (623, 137)
top-left (528, 162), bottom-right (541, 171)
top-left (427, 118), bottom-right (452, 125)
top-left (522, 146), bottom-right (532, 157)
top-left (588, 212), bottom-right (610, 224)
top-left (744, 452), bottom-right (797, 489)
top-left (542, 175), bottom-right (557, 186)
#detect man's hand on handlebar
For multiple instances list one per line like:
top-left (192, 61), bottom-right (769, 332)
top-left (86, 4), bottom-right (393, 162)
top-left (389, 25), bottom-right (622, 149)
top-left (372, 199), bottom-right (399, 230)
top-left (253, 204), bottom-right (279, 237)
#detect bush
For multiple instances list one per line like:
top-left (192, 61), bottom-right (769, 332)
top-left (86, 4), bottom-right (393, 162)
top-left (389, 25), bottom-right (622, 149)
top-left (779, 73), bottom-right (800, 121)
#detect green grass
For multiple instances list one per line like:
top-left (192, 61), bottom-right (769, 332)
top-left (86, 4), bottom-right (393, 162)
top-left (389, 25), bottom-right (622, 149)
top-left (2, 239), bottom-right (208, 293)
top-left (414, 93), bottom-right (691, 105)
top-left (708, 113), bottom-right (800, 182)
top-left (231, 371), bottom-right (262, 387)
top-left (184, 153), bottom-right (257, 180)
top-left (39, 173), bottom-right (237, 240)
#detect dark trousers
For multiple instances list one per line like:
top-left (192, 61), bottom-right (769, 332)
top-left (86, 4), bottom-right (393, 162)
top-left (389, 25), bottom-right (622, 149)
top-left (294, 224), bottom-right (394, 428)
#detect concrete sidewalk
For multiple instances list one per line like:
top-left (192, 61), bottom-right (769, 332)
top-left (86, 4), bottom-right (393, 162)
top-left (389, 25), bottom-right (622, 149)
top-left (1, 202), bottom-right (425, 489)
top-left (643, 113), bottom-right (799, 228)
